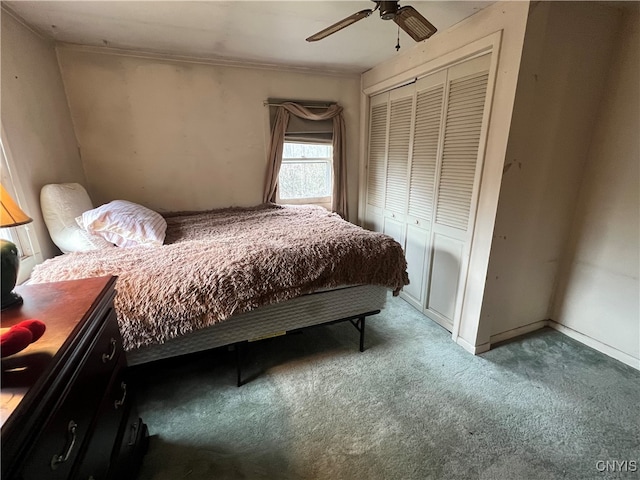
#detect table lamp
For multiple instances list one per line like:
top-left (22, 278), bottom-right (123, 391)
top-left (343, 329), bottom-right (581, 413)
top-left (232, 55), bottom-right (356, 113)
top-left (1, 184), bottom-right (32, 309)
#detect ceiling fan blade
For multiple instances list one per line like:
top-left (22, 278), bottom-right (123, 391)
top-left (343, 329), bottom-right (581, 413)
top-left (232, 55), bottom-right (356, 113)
top-left (393, 5), bottom-right (437, 42)
top-left (306, 9), bottom-right (374, 42)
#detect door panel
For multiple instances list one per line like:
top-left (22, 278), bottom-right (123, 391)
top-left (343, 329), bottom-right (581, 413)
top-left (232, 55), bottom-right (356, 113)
top-left (364, 206), bottom-right (383, 233)
top-left (426, 233), bottom-right (464, 330)
top-left (408, 70), bottom-right (446, 225)
top-left (366, 93), bottom-right (389, 210)
top-left (403, 224), bottom-right (430, 306)
top-left (434, 60), bottom-right (490, 232)
top-left (384, 88), bottom-right (414, 218)
top-left (382, 216), bottom-right (405, 250)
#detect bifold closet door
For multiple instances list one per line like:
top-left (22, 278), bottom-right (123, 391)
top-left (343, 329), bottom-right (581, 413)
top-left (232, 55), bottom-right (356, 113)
top-left (425, 54), bottom-right (491, 331)
top-left (402, 70), bottom-right (446, 308)
top-left (364, 54), bottom-right (492, 332)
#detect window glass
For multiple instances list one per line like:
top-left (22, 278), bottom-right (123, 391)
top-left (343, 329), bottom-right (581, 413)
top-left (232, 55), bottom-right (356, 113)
top-left (283, 143), bottom-right (332, 159)
top-left (279, 142), bottom-right (332, 202)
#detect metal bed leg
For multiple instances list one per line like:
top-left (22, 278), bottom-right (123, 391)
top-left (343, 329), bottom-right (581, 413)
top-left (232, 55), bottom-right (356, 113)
top-left (235, 342), bottom-right (242, 387)
top-left (235, 311), bottom-right (377, 386)
top-left (359, 317), bottom-right (366, 352)
top-left (349, 316), bottom-right (367, 352)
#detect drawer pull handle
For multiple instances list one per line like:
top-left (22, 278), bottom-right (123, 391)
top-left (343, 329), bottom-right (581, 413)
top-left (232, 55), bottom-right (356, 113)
top-left (50, 420), bottom-right (78, 470)
top-left (115, 382), bottom-right (127, 409)
top-left (102, 338), bottom-right (117, 363)
top-left (128, 421), bottom-right (139, 446)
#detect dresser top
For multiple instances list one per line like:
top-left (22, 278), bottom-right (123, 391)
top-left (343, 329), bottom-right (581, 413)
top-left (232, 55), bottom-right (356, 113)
top-left (1, 276), bottom-right (116, 428)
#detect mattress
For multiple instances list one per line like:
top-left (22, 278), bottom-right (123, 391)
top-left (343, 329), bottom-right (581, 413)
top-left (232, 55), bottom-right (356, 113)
top-left (31, 204), bottom-right (408, 351)
top-left (126, 284), bottom-right (387, 365)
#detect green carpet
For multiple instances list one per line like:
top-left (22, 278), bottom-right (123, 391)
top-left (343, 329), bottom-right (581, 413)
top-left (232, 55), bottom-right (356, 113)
top-left (133, 294), bottom-right (640, 480)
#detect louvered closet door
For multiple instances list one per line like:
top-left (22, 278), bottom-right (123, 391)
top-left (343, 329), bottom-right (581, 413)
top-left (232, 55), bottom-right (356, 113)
top-left (426, 54), bottom-right (491, 331)
top-left (365, 92), bottom-right (390, 233)
top-left (403, 70), bottom-right (446, 307)
top-left (382, 85), bottom-right (414, 247)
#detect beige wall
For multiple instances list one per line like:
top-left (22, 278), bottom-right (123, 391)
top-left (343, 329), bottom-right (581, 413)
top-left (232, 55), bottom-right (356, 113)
top-left (55, 47), bottom-right (361, 221)
top-left (1, 11), bottom-right (87, 260)
top-left (361, 1), bottom-right (530, 351)
top-left (552, 6), bottom-right (639, 365)
top-left (482, 2), bottom-right (622, 339)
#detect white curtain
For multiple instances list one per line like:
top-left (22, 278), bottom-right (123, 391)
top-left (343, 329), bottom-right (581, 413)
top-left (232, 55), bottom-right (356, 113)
top-left (263, 102), bottom-right (348, 219)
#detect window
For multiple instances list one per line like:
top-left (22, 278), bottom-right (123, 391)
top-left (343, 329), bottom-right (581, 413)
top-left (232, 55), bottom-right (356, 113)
top-left (278, 142), bottom-right (333, 207)
top-left (0, 129), bottom-right (42, 283)
top-left (267, 100), bottom-right (337, 210)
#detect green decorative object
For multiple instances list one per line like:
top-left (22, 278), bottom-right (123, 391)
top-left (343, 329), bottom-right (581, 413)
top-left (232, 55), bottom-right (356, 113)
top-left (1, 238), bottom-right (22, 309)
top-left (1, 184), bottom-right (33, 310)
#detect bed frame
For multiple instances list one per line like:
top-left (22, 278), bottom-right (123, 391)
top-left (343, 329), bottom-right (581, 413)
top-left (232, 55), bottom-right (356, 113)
top-left (126, 284), bottom-right (388, 383)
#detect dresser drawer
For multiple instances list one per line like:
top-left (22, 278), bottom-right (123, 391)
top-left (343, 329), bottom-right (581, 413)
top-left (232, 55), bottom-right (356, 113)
top-left (20, 309), bottom-right (123, 479)
top-left (109, 403), bottom-right (148, 480)
top-left (72, 353), bottom-right (128, 480)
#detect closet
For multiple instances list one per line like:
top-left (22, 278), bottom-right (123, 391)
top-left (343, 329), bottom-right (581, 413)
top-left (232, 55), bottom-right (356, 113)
top-left (364, 54), bottom-right (492, 331)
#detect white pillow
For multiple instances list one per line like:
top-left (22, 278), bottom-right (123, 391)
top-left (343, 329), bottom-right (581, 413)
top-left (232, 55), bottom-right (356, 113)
top-left (40, 183), bottom-right (114, 253)
top-left (76, 200), bottom-right (166, 248)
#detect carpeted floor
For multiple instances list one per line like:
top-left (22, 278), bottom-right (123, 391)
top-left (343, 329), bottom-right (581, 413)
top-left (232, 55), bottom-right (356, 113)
top-left (133, 294), bottom-right (640, 480)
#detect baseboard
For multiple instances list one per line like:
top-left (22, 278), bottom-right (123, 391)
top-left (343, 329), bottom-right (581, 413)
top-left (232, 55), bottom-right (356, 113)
top-left (490, 319), bottom-right (549, 345)
top-left (454, 319), bottom-right (639, 370)
top-left (457, 319), bottom-right (548, 355)
top-left (548, 321), bottom-right (640, 371)
top-left (456, 336), bottom-right (491, 354)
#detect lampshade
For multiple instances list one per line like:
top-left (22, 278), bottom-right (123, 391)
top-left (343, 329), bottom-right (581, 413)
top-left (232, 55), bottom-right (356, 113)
top-left (1, 184), bottom-right (32, 228)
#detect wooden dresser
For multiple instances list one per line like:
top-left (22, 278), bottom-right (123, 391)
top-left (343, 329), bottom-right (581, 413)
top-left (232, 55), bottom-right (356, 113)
top-left (1, 276), bottom-right (148, 480)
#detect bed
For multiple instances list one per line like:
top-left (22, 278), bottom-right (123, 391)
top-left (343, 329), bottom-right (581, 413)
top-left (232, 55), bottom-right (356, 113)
top-left (31, 188), bottom-right (409, 377)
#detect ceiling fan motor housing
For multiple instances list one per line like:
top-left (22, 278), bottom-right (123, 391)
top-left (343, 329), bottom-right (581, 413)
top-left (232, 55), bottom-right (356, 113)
top-left (378, 1), bottom-right (399, 20)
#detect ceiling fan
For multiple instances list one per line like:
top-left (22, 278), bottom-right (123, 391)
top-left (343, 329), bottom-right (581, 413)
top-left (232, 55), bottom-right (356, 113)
top-left (306, 1), bottom-right (437, 43)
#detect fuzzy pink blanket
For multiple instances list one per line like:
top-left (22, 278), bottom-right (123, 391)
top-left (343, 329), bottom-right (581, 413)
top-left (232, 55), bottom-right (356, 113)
top-left (31, 204), bottom-right (408, 350)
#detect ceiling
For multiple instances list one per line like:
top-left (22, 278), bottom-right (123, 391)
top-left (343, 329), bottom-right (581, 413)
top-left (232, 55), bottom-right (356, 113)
top-left (4, 1), bottom-right (494, 74)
